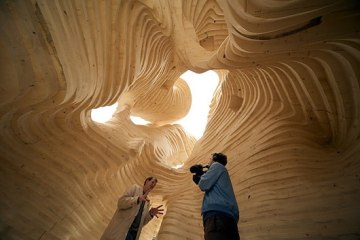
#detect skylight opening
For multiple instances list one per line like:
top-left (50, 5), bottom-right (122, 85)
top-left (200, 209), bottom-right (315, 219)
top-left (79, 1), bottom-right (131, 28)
top-left (90, 70), bottom-right (219, 140)
top-left (91, 102), bottom-right (118, 123)
top-left (175, 70), bottom-right (219, 139)
top-left (130, 116), bottom-right (151, 125)
top-left (173, 163), bottom-right (184, 169)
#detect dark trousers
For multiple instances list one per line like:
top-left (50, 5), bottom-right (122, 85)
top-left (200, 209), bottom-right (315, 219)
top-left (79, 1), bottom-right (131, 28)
top-left (125, 230), bottom-right (137, 240)
top-left (203, 213), bottom-right (240, 240)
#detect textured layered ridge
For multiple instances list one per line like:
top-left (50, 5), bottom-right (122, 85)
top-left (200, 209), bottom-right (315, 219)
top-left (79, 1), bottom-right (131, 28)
top-left (0, 0), bottom-right (359, 240)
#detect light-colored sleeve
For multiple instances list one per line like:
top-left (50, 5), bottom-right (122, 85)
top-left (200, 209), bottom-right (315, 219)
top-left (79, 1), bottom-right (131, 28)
top-left (117, 184), bottom-right (140, 210)
top-left (198, 163), bottom-right (224, 192)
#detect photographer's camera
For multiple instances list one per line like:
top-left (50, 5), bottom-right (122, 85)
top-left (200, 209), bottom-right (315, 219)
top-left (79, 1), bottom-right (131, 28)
top-left (189, 164), bottom-right (209, 184)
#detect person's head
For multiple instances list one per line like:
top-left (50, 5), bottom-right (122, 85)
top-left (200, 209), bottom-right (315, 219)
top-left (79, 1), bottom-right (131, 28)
top-left (209, 152), bottom-right (227, 166)
top-left (143, 176), bottom-right (158, 193)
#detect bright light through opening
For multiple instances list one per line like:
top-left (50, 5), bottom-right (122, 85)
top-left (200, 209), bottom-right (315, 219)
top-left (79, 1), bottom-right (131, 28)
top-left (173, 164), bottom-right (184, 169)
top-left (176, 70), bottom-right (219, 139)
top-left (91, 103), bottom-right (118, 123)
top-left (90, 70), bottom-right (219, 140)
top-left (130, 116), bottom-right (150, 125)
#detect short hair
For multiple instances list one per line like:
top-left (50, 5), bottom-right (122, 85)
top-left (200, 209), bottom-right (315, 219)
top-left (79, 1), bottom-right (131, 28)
top-left (144, 176), bottom-right (157, 185)
top-left (212, 153), bottom-right (227, 166)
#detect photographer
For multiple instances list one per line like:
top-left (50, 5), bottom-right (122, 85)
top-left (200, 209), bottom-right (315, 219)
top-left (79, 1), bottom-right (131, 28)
top-left (193, 153), bottom-right (240, 240)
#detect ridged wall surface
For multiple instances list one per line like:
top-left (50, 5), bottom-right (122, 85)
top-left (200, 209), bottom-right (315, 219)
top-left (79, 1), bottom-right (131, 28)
top-left (1, 0), bottom-right (359, 239)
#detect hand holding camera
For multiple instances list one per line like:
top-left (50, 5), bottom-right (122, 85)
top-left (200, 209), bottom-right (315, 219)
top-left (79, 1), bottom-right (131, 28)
top-left (189, 164), bottom-right (209, 184)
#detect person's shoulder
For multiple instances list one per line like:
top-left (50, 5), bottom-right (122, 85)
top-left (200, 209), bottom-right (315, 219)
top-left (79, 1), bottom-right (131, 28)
top-left (209, 162), bottom-right (226, 172)
top-left (127, 184), bottom-right (142, 194)
top-left (212, 162), bottom-right (225, 168)
top-left (134, 183), bottom-right (141, 188)
top-left (128, 183), bottom-right (141, 190)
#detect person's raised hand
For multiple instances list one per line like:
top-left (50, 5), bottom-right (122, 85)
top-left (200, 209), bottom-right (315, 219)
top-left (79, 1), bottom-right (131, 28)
top-left (138, 190), bottom-right (150, 203)
top-left (149, 205), bottom-right (164, 218)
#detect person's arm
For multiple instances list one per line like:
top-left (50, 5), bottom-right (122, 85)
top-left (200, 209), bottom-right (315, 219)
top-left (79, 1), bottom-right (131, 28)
top-left (117, 185), bottom-right (141, 210)
top-left (198, 163), bottom-right (224, 192)
top-left (142, 206), bottom-right (153, 225)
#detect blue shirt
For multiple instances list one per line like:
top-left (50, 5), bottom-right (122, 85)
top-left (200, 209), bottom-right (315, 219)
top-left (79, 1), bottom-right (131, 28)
top-left (198, 162), bottom-right (239, 222)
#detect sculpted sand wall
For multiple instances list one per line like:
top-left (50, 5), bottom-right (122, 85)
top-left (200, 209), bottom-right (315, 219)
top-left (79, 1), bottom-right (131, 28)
top-left (0, 0), bottom-right (359, 239)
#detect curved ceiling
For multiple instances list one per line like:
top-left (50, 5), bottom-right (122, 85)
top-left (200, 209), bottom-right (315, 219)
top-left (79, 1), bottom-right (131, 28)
top-left (0, 0), bottom-right (359, 239)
